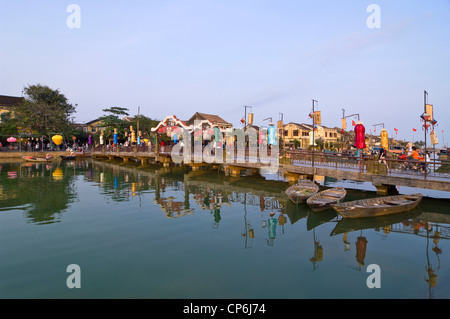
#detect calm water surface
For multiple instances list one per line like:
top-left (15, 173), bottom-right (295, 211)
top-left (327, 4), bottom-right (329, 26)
top-left (1, 159), bottom-right (450, 299)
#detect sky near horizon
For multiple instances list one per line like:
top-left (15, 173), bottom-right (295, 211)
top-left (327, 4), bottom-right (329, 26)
top-left (0, 1), bottom-right (449, 146)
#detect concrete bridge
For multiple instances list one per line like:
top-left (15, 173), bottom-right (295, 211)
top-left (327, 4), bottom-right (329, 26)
top-left (91, 146), bottom-right (450, 195)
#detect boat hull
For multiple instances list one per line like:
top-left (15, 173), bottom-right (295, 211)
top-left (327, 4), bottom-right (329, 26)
top-left (306, 186), bottom-right (346, 212)
top-left (22, 156), bottom-right (53, 162)
top-left (285, 180), bottom-right (319, 204)
top-left (331, 193), bottom-right (423, 218)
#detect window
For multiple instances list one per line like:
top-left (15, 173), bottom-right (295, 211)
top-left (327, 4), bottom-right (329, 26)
top-left (293, 130), bottom-right (299, 137)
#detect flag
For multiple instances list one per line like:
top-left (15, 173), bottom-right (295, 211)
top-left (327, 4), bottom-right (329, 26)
top-left (413, 128), bottom-right (417, 132)
top-left (394, 128), bottom-right (398, 132)
top-left (240, 118), bottom-right (245, 124)
top-left (352, 120), bottom-right (356, 126)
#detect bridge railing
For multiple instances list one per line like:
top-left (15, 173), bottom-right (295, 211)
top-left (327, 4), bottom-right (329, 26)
top-left (286, 150), bottom-right (450, 179)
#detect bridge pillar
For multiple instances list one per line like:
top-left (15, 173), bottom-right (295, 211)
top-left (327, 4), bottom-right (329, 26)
top-left (224, 165), bottom-right (242, 177)
top-left (138, 157), bottom-right (147, 166)
top-left (373, 183), bottom-right (398, 195)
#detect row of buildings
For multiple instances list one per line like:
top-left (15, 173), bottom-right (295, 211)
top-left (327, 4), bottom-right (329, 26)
top-left (0, 94), bottom-right (388, 150)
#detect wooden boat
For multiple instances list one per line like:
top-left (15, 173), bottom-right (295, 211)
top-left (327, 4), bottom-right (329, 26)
top-left (331, 193), bottom-right (423, 219)
top-left (285, 180), bottom-right (319, 204)
top-left (306, 186), bottom-right (347, 212)
top-left (22, 155), bottom-right (53, 162)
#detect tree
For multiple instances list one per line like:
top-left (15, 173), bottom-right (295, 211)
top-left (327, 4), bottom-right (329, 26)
top-left (15, 84), bottom-right (76, 136)
top-left (97, 107), bottom-right (130, 140)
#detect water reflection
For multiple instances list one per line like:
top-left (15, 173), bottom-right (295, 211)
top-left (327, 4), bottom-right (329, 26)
top-left (1, 158), bottom-right (450, 298)
top-left (0, 160), bottom-right (77, 224)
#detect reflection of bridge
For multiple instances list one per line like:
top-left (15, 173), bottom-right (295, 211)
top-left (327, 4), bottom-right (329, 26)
top-left (92, 147), bottom-right (450, 195)
top-left (88, 159), bottom-right (301, 222)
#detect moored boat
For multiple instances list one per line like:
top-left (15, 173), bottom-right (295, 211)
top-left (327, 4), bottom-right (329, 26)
top-left (285, 180), bottom-right (319, 204)
top-left (331, 193), bottom-right (423, 219)
top-left (22, 155), bottom-right (53, 162)
top-left (306, 186), bottom-right (347, 212)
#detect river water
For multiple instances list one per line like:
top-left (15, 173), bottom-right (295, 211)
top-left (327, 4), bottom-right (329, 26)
top-left (1, 158), bottom-right (449, 299)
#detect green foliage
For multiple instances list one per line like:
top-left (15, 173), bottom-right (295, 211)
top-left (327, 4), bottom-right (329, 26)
top-left (14, 84), bottom-right (76, 136)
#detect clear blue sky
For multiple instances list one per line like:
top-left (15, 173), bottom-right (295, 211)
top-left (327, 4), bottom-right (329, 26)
top-left (1, 0), bottom-right (449, 146)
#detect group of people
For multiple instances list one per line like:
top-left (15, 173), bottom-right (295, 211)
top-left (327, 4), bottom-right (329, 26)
top-left (376, 143), bottom-right (431, 174)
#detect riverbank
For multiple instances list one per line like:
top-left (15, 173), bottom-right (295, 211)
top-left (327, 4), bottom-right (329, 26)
top-left (0, 151), bottom-right (91, 158)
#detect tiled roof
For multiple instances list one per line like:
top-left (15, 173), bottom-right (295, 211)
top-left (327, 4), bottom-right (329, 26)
top-left (188, 112), bottom-right (231, 126)
top-left (0, 95), bottom-right (24, 107)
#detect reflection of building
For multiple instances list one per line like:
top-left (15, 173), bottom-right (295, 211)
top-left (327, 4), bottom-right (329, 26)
top-left (0, 95), bottom-right (24, 123)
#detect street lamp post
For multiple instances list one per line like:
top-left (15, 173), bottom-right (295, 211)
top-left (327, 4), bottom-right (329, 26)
top-left (312, 99), bottom-right (318, 167)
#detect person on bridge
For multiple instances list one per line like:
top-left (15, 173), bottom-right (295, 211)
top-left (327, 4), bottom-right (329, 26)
top-left (378, 147), bottom-right (387, 166)
top-left (408, 146), bottom-right (420, 170)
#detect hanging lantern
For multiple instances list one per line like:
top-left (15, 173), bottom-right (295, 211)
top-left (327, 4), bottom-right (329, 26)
top-left (7, 137), bottom-right (17, 143)
top-left (308, 131), bottom-right (317, 146)
top-left (268, 123), bottom-right (277, 145)
top-left (380, 128), bottom-right (388, 149)
top-left (354, 121), bottom-right (366, 149)
top-left (248, 113), bottom-right (254, 125)
top-left (430, 131), bottom-right (438, 145)
top-left (421, 112), bottom-right (431, 122)
top-left (113, 128), bottom-right (118, 144)
top-left (52, 135), bottom-right (63, 146)
top-left (214, 126), bottom-right (221, 141)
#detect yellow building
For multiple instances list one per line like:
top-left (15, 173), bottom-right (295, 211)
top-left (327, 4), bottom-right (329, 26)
top-left (281, 122), bottom-right (342, 149)
top-left (83, 119), bottom-right (105, 134)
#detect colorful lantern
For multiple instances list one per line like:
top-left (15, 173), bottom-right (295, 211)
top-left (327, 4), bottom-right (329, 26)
top-left (268, 123), bottom-right (277, 145)
top-left (7, 137), bottom-right (17, 143)
top-left (52, 135), bottom-right (63, 146)
top-left (421, 112), bottom-right (431, 122)
top-left (113, 128), bottom-right (118, 144)
top-left (354, 121), bottom-right (366, 149)
top-left (380, 128), bottom-right (388, 149)
top-left (214, 127), bottom-right (221, 141)
top-left (247, 113), bottom-right (254, 125)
